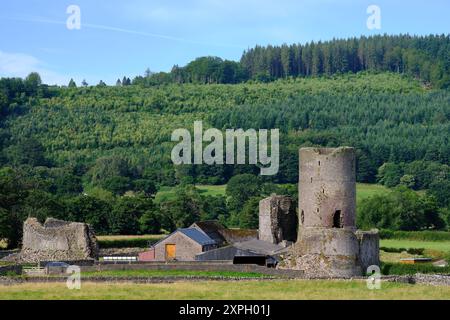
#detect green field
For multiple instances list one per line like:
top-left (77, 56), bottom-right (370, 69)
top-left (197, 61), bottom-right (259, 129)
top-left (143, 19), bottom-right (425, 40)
top-left (155, 183), bottom-right (390, 203)
top-left (1, 280), bottom-right (449, 300)
top-left (82, 270), bottom-right (267, 279)
top-left (381, 239), bottom-right (450, 254)
top-left (356, 183), bottom-right (391, 202)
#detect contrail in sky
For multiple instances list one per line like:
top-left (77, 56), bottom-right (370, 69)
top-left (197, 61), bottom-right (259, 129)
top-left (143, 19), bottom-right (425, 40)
top-left (4, 16), bottom-right (245, 49)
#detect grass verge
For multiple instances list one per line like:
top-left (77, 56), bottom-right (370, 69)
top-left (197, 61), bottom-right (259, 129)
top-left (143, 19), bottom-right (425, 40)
top-left (81, 270), bottom-right (268, 279)
top-left (1, 280), bottom-right (449, 300)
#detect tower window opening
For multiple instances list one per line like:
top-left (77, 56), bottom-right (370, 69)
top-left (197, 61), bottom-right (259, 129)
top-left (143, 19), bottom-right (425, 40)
top-left (301, 210), bottom-right (305, 224)
top-left (318, 161), bottom-right (321, 166)
top-left (311, 177), bottom-right (313, 183)
top-left (333, 210), bottom-right (343, 228)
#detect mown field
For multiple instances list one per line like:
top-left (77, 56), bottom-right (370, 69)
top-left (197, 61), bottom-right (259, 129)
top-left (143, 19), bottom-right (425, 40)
top-left (1, 280), bottom-right (449, 300)
top-left (381, 240), bottom-right (450, 254)
top-left (81, 270), bottom-right (267, 278)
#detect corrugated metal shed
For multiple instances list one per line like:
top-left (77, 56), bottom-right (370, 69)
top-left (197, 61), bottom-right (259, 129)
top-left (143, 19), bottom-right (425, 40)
top-left (195, 245), bottom-right (261, 261)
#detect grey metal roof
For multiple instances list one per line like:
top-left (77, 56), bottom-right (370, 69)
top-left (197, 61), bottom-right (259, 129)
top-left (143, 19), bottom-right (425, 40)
top-left (179, 228), bottom-right (216, 246)
top-left (190, 221), bottom-right (226, 244)
top-left (233, 239), bottom-right (287, 255)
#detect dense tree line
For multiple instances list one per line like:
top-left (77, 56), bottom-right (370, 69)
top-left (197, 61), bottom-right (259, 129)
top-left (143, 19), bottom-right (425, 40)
top-left (133, 57), bottom-right (247, 86)
top-left (131, 35), bottom-right (450, 88)
top-left (357, 186), bottom-right (447, 231)
top-left (241, 34), bottom-right (450, 88)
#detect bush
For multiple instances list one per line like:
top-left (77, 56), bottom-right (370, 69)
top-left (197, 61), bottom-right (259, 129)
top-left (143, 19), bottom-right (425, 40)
top-left (380, 247), bottom-right (425, 255)
top-left (381, 262), bottom-right (450, 275)
top-left (357, 187), bottom-right (445, 231)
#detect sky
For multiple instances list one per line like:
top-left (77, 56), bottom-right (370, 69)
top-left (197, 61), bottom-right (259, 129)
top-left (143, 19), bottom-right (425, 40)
top-left (0, 0), bottom-right (449, 85)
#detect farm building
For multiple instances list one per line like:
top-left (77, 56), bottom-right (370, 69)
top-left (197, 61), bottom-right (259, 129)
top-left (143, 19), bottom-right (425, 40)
top-left (190, 221), bottom-right (258, 245)
top-left (138, 217), bottom-right (293, 264)
top-left (138, 228), bottom-right (218, 262)
top-left (196, 238), bottom-right (288, 266)
top-left (190, 221), bottom-right (227, 246)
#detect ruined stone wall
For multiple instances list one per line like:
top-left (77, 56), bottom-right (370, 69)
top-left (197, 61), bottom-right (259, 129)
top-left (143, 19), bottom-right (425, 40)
top-left (17, 218), bottom-right (98, 263)
top-left (356, 230), bottom-right (380, 274)
top-left (286, 228), bottom-right (361, 277)
top-left (298, 147), bottom-right (356, 230)
top-left (259, 196), bottom-right (297, 244)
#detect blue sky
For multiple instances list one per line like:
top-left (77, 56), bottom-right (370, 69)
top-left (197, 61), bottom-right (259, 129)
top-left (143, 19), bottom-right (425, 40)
top-left (0, 0), bottom-right (449, 85)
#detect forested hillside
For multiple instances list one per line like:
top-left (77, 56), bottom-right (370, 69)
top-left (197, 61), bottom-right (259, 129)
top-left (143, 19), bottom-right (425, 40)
top-left (133, 35), bottom-right (450, 88)
top-left (2, 73), bottom-right (447, 185)
top-left (0, 35), bottom-right (449, 247)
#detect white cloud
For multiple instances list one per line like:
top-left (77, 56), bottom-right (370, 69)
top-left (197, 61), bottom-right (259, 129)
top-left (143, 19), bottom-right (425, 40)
top-left (0, 50), bottom-right (69, 85)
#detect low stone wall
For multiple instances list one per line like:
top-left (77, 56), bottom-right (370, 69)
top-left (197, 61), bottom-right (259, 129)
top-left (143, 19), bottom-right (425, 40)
top-left (1, 276), bottom-right (280, 285)
top-left (0, 250), bottom-right (19, 259)
top-left (384, 274), bottom-right (450, 286)
top-left (0, 265), bottom-right (22, 276)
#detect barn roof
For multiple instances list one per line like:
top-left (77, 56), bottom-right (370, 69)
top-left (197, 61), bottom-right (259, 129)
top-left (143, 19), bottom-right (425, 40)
top-left (190, 221), bottom-right (226, 244)
top-left (152, 227), bottom-right (217, 248)
top-left (179, 228), bottom-right (216, 246)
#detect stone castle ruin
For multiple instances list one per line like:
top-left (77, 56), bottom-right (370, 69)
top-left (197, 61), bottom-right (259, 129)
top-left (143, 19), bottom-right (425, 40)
top-left (2, 146), bottom-right (378, 279)
top-left (277, 147), bottom-right (379, 277)
top-left (6, 218), bottom-right (98, 263)
top-left (259, 195), bottom-right (297, 245)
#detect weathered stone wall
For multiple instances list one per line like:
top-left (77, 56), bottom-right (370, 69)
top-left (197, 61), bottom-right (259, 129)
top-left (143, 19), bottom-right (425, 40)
top-left (298, 147), bottom-right (356, 230)
top-left (283, 228), bottom-right (362, 277)
top-left (259, 196), bottom-right (297, 244)
top-left (356, 230), bottom-right (380, 274)
top-left (153, 232), bottom-right (205, 261)
top-left (14, 218), bottom-right (98, 263)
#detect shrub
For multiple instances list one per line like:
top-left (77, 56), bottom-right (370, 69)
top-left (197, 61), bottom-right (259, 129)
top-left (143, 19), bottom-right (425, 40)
top-left (380, 247), bottom-right (425, 255)
top-left (381, 262), bottom-right (450, 275)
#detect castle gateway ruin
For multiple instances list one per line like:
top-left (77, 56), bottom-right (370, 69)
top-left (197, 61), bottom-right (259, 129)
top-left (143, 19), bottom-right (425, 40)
top-left (280, 147), bottom-right (379, 277)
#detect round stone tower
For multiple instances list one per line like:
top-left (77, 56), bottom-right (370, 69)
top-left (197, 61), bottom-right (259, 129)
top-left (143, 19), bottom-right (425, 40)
top-left (293, 147), bottom-right (362, 277)
top-left (298, 147), bottom-right (356, 231)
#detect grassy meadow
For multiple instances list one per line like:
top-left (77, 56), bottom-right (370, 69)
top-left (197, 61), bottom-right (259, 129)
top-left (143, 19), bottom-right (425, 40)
top-left (381, 239), bottom-right (450, 254)
top-left (1, 280), bottom-right (449, 300)
top-left (155, 183), bottom-right (391, 203)
top-left (81, 270), bottom-right (268, 278)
